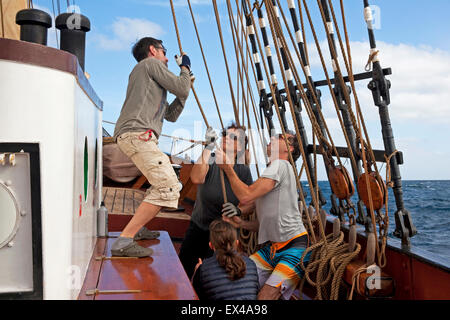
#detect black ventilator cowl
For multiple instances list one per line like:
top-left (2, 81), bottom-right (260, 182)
top-left (16, 9), bottom-right (52, 45)
top-left (55, 13), bottom-right (91, 71)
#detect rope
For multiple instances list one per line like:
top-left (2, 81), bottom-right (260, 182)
top-left (248, 0), bottom-right (319, 243)
top-left (239, 209), bottom-right (258, 255)
top-left (0, 0), bottom-right (4, 38)
top-left (365, 49), bottom-right (379, 72)
top-left (212, 0), bottom-right (241, 126)
top-left (319, 0), bottom-right (386, 263)
top-left (234, 0), bottom-right (271, 163)
top-left (261, 3), bottom-right (366, 298)
top-left (169, 0), bottom-right (209, 128)
top-left (170, 143), bottom-right (197, 157)
top-left (226, 0), bottom-right (262, 172)
top-left (266, 0), bottom-right (343, 242)
top-left (293, 228), bottom-right (361, 300)
top-left (274, 0), bottom-right (357, 204)
top-left (187, 0), bottom-right (224, 130)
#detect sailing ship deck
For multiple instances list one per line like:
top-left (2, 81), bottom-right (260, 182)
top-left (79, 231), bottom-right (198, 300)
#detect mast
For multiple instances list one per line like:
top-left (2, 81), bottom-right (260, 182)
top-left (363, 0), bottom-right (416, 247)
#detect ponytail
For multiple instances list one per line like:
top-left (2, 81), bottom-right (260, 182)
top-left (209, 220), bottom-right (246, 281)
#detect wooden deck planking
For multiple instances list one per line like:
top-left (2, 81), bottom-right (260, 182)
top-left (78, 237), bottom-right (108, 300)
top-left (112, 188), bottom-right (125, 214)
top-left (103, 187), bottom-right (192, 218)
top-left (123, 189), bottom-right (135, 214)
top-left (104, 187), bottom-right (116, 212)
top-left (93, 231), bottom-right (197, 300)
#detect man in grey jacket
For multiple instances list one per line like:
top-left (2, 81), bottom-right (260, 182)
top-left (111, 37), bottom-right (192, 257)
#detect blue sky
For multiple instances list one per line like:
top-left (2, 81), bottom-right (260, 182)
top-left (36, 0), bottom-right (450, 180)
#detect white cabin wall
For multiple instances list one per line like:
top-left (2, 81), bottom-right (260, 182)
top-left (70, 82), bottom-right (102, 300)
top-left (0, 60), bottom-right (75, 299)
top-left (0, 59), bottom-right (101, 300)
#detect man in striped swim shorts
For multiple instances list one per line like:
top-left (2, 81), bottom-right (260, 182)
top-left (217, 131), bottom-right (310, 300)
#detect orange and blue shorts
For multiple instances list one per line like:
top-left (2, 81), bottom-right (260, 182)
top-left (250, 232), bottom-right (310, 300)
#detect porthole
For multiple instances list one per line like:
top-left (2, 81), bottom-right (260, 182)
top-left (0, 182), bottom-right (19, 249)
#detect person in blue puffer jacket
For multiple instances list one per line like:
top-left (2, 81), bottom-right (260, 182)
top-left (191, 219), bottom-right (259, 300)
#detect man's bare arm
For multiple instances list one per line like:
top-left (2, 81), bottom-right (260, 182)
top-left (190, 148), bottom-right (212, 184)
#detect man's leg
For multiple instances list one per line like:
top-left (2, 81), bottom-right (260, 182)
top-left (112, 132), bottom-right (179, 257)
top-left (120, 202), bottom-right (161, 238)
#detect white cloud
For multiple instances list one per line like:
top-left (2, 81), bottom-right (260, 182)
top-left (94, 17), bottom-right (165, 51)
top-left (305, 40), bottom-right (450, 125)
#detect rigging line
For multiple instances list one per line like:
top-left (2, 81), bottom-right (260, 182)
top-left (320, 0), bottom-right (383, 250)
top-left (191, 0), bottom-right (261, 173)
top-left (244, 0), bottom-right (306, 187)
top-left (320, 0), bottom-right (365, 142)
top-left (335, 0), bottom-right (387, 222)
top-left (237, 1), bottom-right (276, 168)
top-left (265, 0), bottom-right (325, 243)
top-left (171, 143), bottom-right (197, 157)
top-left (299, 0), bottom-right (358, 171)
top-left (244, 1), bottom-right (281, 138)
top-left (160, 133), bottom-right (206, 146)
top-left (272, 0), bottom-right (344, 174)
top-left (281, 0), bottom-right (356, 172)
top-left (268, 1), bottom-right (328, 152)
top-left (0, 0), bottom-right (4, 38)
top-left (242, 7), bottom-right (249, 127)
top-left (279, 0), bottom-right (328, 207)
top-left (186, 0), bottom-right (224, 129)
top-left (256, 0), bottom-right (318, 243)
top-left (234, 2), bottom-right (271, 167)
top-left (236, 0), bottom-right (271, 149)
top-left (318, 0), bottom-right (379, 177)
top-left (51, 0), bottom-right (59, 49)
top-left (334, 0), bottom-right (380, 173)
top-left (226, 0), bottom-right (261, 174)
top-left (318, 0), bottom-right (381, 257)
top-left (226, 0), bottom-right (252, 128)
top-left (169, 0), bottom-right (209, 128)
top-left (236, 18), bottom-right (240, 122)
top-left (272, 0), bottom-right (354, 231)
top-left (212, 0), bottom-right (240, 126)
top-left (172, 0), bottom-right (226, 203)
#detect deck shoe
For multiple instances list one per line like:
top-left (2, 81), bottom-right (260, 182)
top-left (111, 240), bottom-right (154, 258)
top-left (134, 227), bottom-right (160, 241)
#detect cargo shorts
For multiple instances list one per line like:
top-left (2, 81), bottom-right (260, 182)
top-left (116, 131), bottom-right (181, 209)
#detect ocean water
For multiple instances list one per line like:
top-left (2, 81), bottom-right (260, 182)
top-left (300, 180), bottom-right (450, 264)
